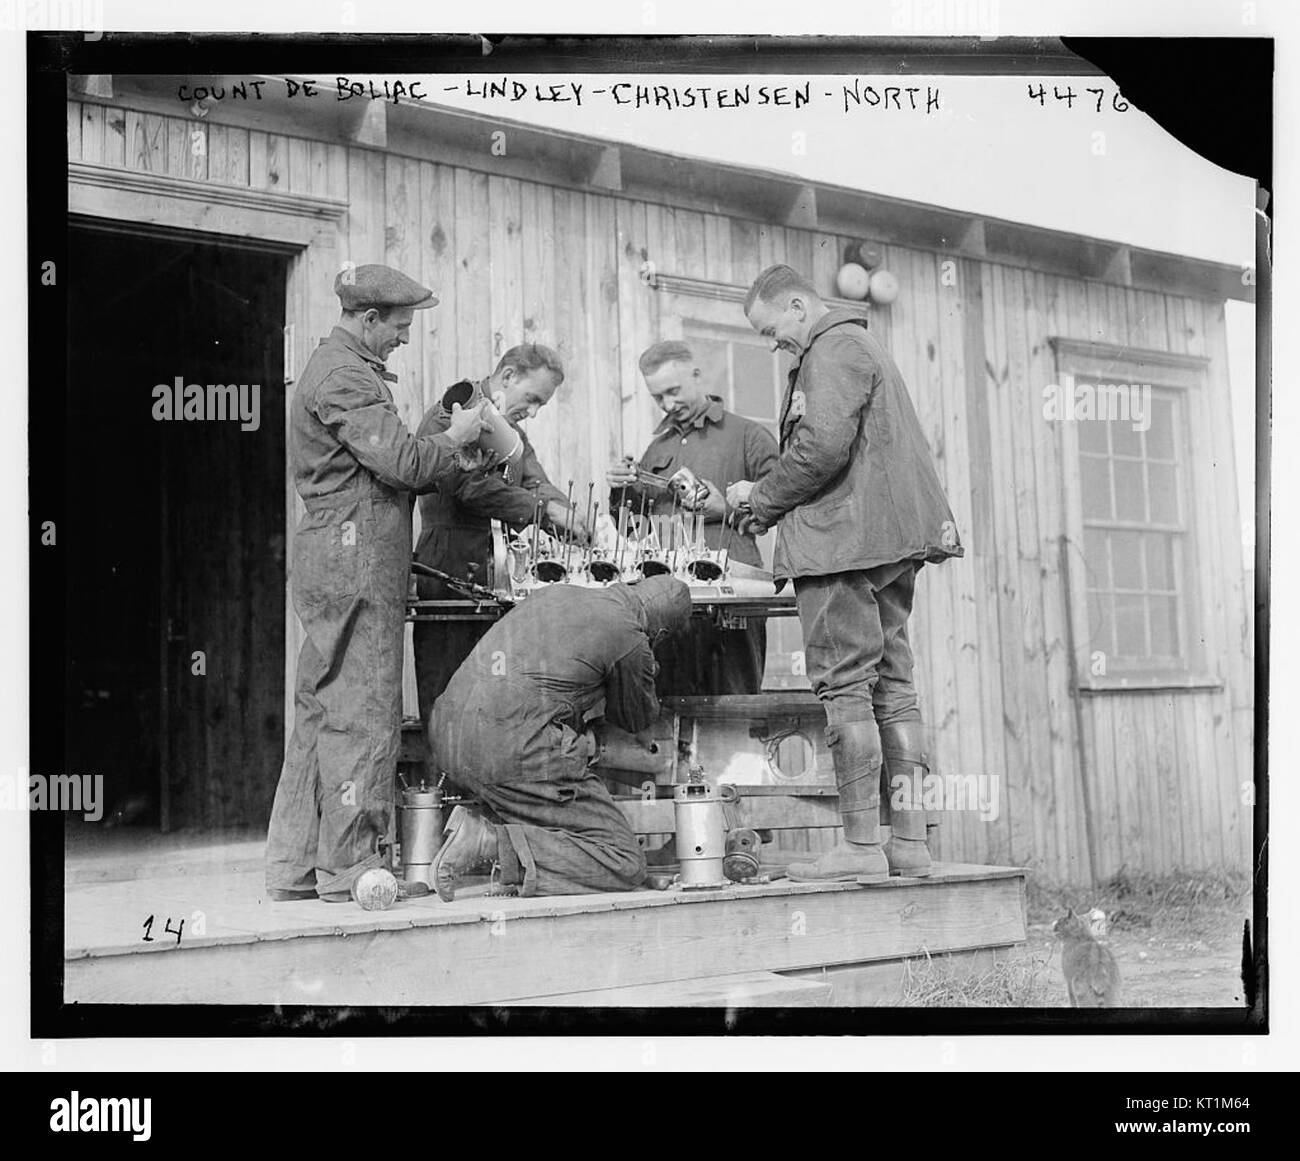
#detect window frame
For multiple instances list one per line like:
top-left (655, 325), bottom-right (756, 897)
top-left (681, 319), bottom-right (787, 433)
top-left (653, 274), bottom-right (869, 431)
top-left (1052, 338), bottom-right (1224, 694)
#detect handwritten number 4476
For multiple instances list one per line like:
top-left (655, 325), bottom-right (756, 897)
top-left (141, 915), bottom-right (184, 945)
top-left (1027, 84), bottom-right (1129, 113)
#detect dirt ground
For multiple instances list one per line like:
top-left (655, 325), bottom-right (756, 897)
top-left (1023, 870), bottom-right (1255, 1008)
top-left (901, 870), bottom-right (1255, 1008)
top-left (1024, 907), bottom-right (1249, 1008)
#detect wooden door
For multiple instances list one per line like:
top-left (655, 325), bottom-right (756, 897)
top-left (67, 224), bottom-right (288, 832)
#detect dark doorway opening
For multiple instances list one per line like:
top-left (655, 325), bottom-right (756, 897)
top-left (66, 224), bottom-right (289, 837)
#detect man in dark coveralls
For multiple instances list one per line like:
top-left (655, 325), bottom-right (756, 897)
top-left (412, 344), bottom-right (587, 722)
top-left (729, 265), bottom-right (963, 881)
top-left (427, 576), bottom-right (692, 900)
top-left (265, 264), bottom-right (490, 903)
top-left (606, 340), bottom-right (778, 694)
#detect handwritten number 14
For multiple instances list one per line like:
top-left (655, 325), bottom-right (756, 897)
top-left (141, 915), bottom-right (184, 945)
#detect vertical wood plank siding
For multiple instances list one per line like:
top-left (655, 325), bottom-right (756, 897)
top-left (68, 100), bottom-right (1254, 878)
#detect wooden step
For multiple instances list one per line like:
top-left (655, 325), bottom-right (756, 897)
top-left (516, 970), bottom-right (834, 1007)
top-left (65, 863), bottom-right (1028, 1006)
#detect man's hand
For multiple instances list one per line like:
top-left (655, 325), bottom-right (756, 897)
top-left (453, 445), bottom-right (499, 473)
top-left (568, 510), bottom-right (592, 545)
top-left (545, 500), bottom-right (591, 545)
top-left (446, 400), bottom-right (491, 448)
top-left (723, 481), bottom-right (767, 536)
top-left (694, 477), bottom-right (728, 521)
top-left (606, 456), bottom-right (639, 488)
top-left (726, 480), bottom-right (755, 510)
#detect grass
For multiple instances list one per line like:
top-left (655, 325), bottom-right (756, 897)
top-left (899, 946), bottom-right (1057, 1007)
top-left (1025, 867), bottom-right (1250, 933)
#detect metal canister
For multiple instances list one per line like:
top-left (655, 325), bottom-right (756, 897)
top-left (673, 773), bottom-right (734, 889)
top-left (440, 382), bottom-right (525, 482)
top-left (398, 784), bottom-right (445, 887)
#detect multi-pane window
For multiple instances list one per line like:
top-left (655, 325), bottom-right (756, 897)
top-left (682, 320), bottom-right (804, 689)
top-left (1077, 387), bottom-right (1190, 672)
top-left (683, 322), bottom-right (789, 436)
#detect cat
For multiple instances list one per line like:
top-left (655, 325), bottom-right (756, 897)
top-left (1053, 907), bottom-right (1122, 1007)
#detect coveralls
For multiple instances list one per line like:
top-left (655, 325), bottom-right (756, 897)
top-left (429, 577), bottom-right (692, 897)
top-left (610, 396), bottom-right (778, 694)
top-left (744, 311), bottom-right (963, 732)
top-left (265, 327), bottom-right (467, 899)
top-left (412, 378), bottom-right (567, 721)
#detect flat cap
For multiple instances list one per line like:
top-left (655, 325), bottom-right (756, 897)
top-left (334, 263), bottom-right (438, 311)
top-left (629, 575), bottom-right (692, 639)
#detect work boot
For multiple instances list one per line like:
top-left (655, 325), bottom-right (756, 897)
top-left (430, 805), bottom-right (499, 902)
top-left (880, 720), bottom-right (933, 877)
top-left (788, 720), bottom-right (888, 883)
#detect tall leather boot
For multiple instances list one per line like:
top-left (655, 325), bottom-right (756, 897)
top-left (430, 805), bottom-right (500, 902)
top-left (880, 720), bottom-right (933, 877)
top-left (788, 719), bottom-right (889, 883)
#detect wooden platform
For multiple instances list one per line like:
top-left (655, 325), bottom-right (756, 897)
top-left (64, 850), bottom-right (1027, 1006)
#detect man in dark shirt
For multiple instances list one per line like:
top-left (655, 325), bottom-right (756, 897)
top-left (412, 344), bottom-right (586, 722)
top-left (606, 340), bottom-right (778, 694)
top-left (427, 576), bottom-right (692, 899)
top-left (266, 264), bottom-right (489, 903)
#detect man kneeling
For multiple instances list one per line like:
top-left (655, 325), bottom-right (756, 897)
top-left (428, 575), bottom-right (692, 900)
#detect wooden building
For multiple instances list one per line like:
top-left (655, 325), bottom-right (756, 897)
top-left (65, 74), bottom-right (1255, 885)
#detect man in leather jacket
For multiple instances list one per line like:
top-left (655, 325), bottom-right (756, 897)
top-left (729, 264), bottom-right (963, 882)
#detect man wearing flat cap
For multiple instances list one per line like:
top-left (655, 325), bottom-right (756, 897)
top-left (266, 263), bottom-right (491, 903)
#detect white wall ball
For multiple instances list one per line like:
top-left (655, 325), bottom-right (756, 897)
top-left (835, 262), bottom-right (871, 300)
top-left (868, 269), bottom-right (900, 304)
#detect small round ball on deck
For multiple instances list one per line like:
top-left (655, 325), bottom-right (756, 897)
top-left (352, 868), bottom-right (399, 911)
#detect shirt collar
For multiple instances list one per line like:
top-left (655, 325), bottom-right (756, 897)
top-left (785, 308), bottom-right (870, 381)
top-left (804, 307), bottom-right (869, 348)
top-left (326, 326), bottom-right (398, 382)
top-left (654, 395), bottom-right (725, 436)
